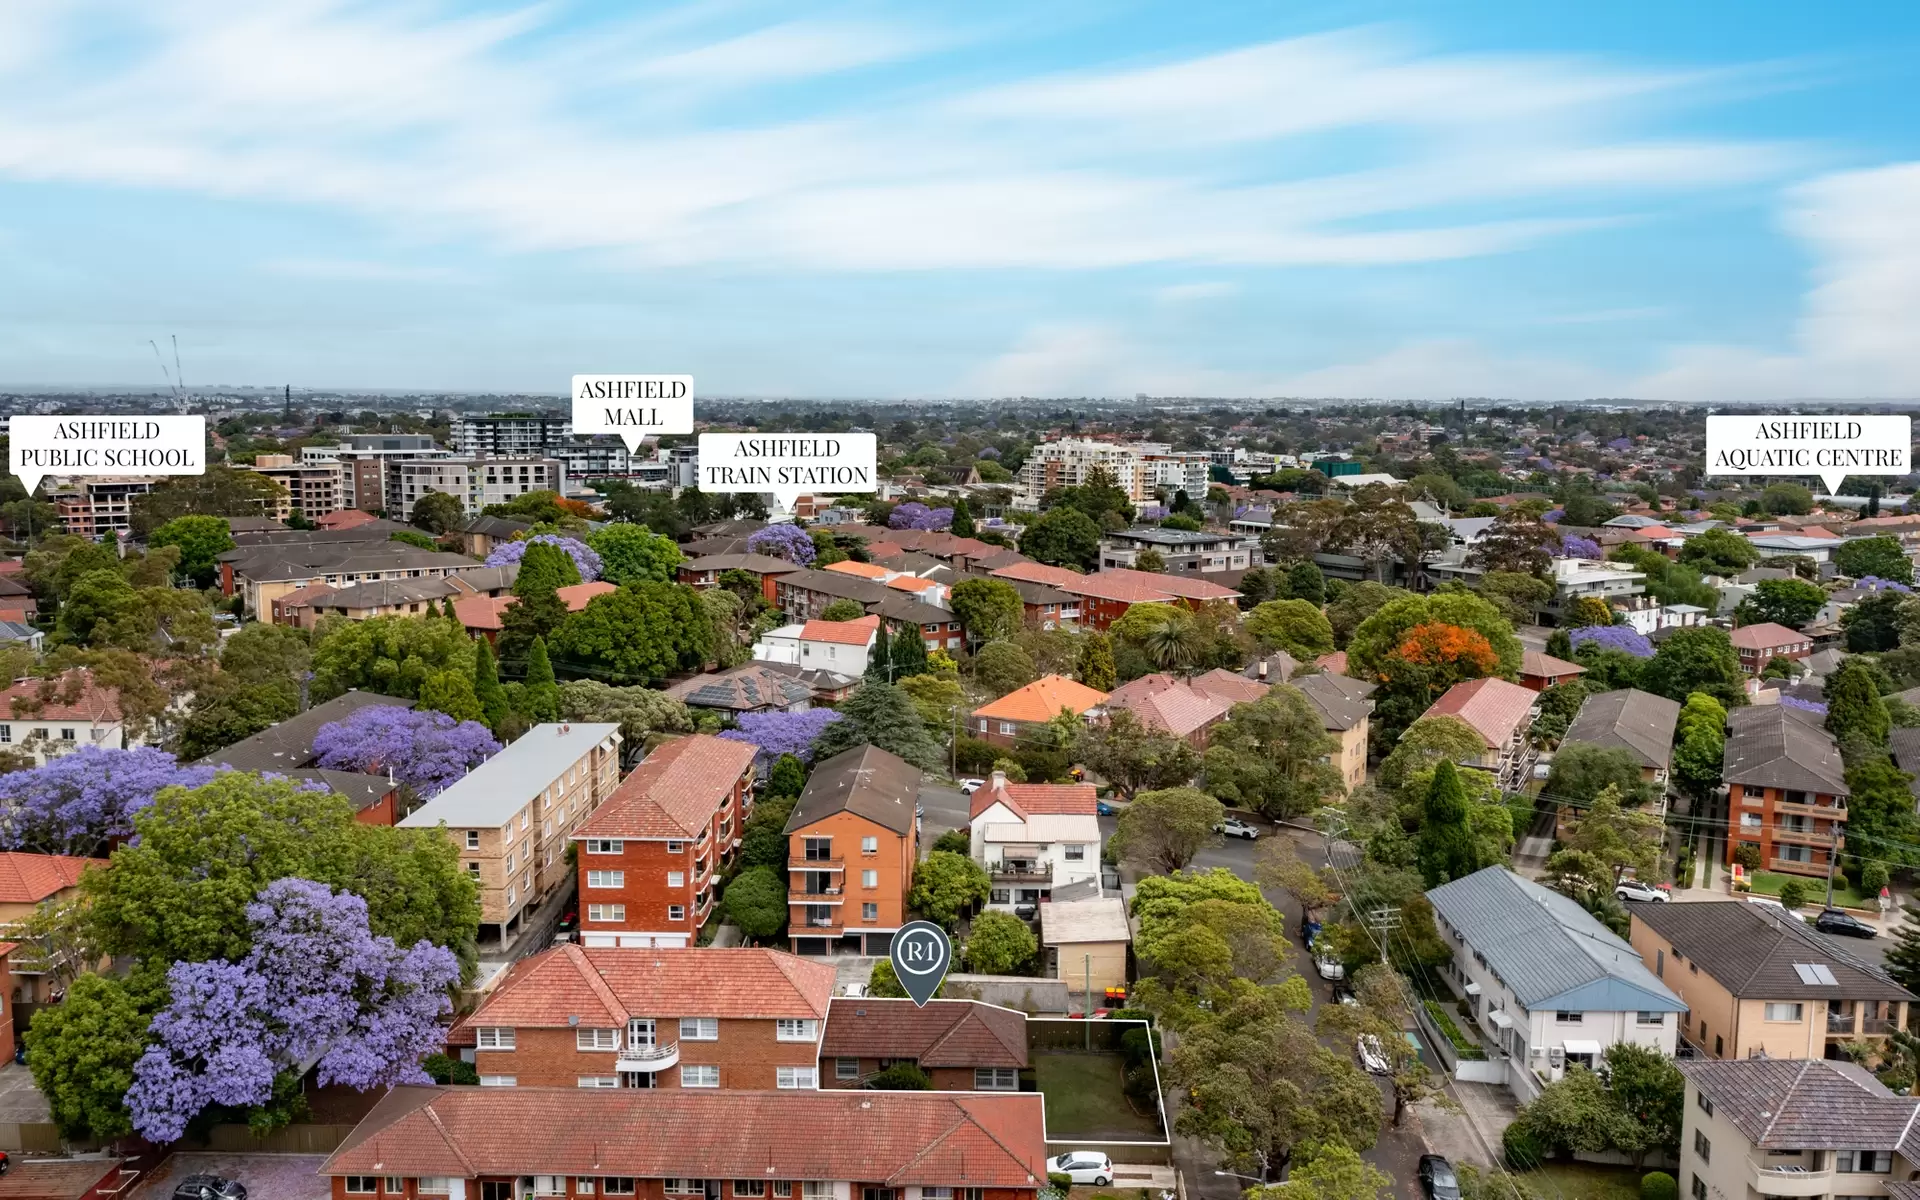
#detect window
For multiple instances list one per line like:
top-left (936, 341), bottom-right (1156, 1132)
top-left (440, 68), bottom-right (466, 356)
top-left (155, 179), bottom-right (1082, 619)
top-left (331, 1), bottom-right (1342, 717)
top-left (667, 840), bottom-right (686, 853)
top-left (1836, 1150), bottom-right (1892, 1173)
top-left (1692, 1131), bottom-right (1710, 1164)
top-left (777, 1066), bottom-right (817, 1089)
top-left (863, 903), bottom-right (878, 921)
top-left (668, 871), bottom-right (686, 888)
top-left (479, 1075), bottom-right (516, 1087)
top-left (418, 1181), bottom-right (455, 1196)
top-left (803, 1185), bottom-right (832, 1200)
top-left (1063, 845), bottom-right (1086, 861)
top-left (522, 811), bottom-right (530, 830)
top-left (776, 1019), bottom-right (819, 1041)
top-left (683, 1063), bottom-right (719, 1087)
top-left (576, 1183), bottom-right (596, 1196)
top-left (1764, 1002), bottom-right (1805, 1022)
top-left (681, 1017), bottom-right (719, 1040)
top-left (836, 1057), bottom-right (860, 1079)
top-left (59, 728), bottom-right (73, 741)
top-left (466, 862), bottom-right (481, 878)
top-left (669, 905), bottom-right (687, 922)
top-left (862, 836), bottom-right (878, 854)
top-left (385, 1180), bottom-right (405, 1195)
top-left (578, 1028), bottom-right (620, 1051)
top-left (466, 830), bottom-right (481, 850)
top-left (974, 1067), bottom-right (1018, 1090)
top-left (475, 1027), bottom-right (515, 1050)
top-left (577, 1077), bottom-right (620, 1088)
top-left (863, 869), bottom-right (878, 889)
top-left (1714, 1035), bottom-right (1723, 1056)
top-left (863, 1189), bottom-right (897, 1200)
top-left (587, 904), bottom-right (626, 923)
top-left (1637, 1012), bottom-right (1665, 1026)
top-left (604, 1182), bottom-right (638, 1197)
top-left (1696, 1090), bottom-right (1713, 1116)
top-left (531, 1179), bottom-right (568, 1196)
top-left (978, 719), bottom-right (988, 732)
top-left (1554, 1011), bottom-right (1583, 1024)
top-left (1689, 1176), bottom-right (1705, 1200)
top-left (587, 871), bottom-right (625, 889)
top-left (736, 1184), bottom-right (768, 1197)
top-left (774, 1186), bottom-right (793, 1198)
top-left (346, 1181), bottom-right (378, 1195)
top-left (665, 1182), bottom-right (705, 1196)
top-left (998, 722), bottom-right (1016, 735)
top-left (990, 888), bottom-right (1010, 904)
top-left (585, 838), bottom-right (623, 853)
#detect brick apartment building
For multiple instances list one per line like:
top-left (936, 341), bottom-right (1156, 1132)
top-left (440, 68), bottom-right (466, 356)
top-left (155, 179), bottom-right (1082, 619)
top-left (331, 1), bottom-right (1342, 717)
top-left (574, 735), bottom-right (757, 949)
top-left (451, 944), bottom-right (833, 1090)
top-left (321, 1086), bottom-right (1047, 1200)
top-left (399, 722), bottom-right (622, 944)
top-left (1730, 621), bottom-right (1814, 674)
top-left (786, 745), bottom-right (921, 956)
top-left (819, 999), bottom-right (1029, 1091)
top-left (968, 675), bottom-right (1108, 752)
top-left (987, 563), bottom-right (1239, 632)
top-left (1723, 705), bottom-right (1850, 880)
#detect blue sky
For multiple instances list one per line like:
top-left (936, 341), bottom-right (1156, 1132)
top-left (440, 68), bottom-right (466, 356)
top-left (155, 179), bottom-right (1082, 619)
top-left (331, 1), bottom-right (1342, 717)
top-left (1, 0), bottom-right (1916, 402)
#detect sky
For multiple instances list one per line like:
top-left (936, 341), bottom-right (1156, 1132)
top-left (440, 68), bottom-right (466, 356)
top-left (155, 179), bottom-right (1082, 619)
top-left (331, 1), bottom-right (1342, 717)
top-left (1, 0), bottom-right (1917, 402)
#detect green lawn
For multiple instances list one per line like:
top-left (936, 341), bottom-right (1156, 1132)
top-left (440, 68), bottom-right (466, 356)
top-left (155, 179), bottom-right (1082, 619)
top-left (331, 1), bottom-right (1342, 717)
top-left (1744, 869), bottom-right (1866, 909)
top-left (1033, 1052), bottom-right (1164, 1141)
top-left (1519, 1162), bottom-right (1647, 1200)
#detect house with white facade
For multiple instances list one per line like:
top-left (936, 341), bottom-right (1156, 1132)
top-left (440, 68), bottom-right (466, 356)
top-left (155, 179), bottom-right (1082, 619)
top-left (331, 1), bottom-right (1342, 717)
top-left (966, 773), bottom-right (1101, 914)
top-left (1426, 866), bottom-right (1685, 1102)
top-left (1547, 557), bottom-right (1646, 621)
top-left (752, 615), bottom-right (880, 676)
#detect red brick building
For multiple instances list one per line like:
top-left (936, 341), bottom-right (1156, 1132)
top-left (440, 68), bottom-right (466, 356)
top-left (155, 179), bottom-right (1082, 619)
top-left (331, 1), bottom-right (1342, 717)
top-left (988, 564), bottom-right (1239, 632)
top-left (969, 676), bottom-right (1108, 751)
top-left (1723, 705), bottom-right (1850, 880)
top-left (451, 944), bottom-right (834, 1090)
top-left (575, 735), bottom-right (758, 949)
top-left (320, 1086), bottom-right (1047, 1200)
top-left (819, 999), bottom-right (1029, 1091)
top-left (1730, 622), bottom-right (1813, 674)
top-left (787, 745), bottom-right (920, 956)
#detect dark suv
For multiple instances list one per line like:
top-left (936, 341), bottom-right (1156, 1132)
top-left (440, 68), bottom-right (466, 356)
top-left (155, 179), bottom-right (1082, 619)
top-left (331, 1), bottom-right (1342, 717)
top-left (1815, 908), bottom-right (1877, 939)
top-left (173, 1176), bottom-right (247, 1200)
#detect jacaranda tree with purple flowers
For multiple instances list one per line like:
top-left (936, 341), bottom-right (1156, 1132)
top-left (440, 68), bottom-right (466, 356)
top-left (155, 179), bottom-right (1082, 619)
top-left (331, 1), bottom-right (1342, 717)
top-left (746, 523), bottom-right (817, 565)
top-left (1780, 695), bottom-right (1829, 716)
top-left (888, 503), bottom-right (952, 531)
top-left (1569, 624), bottom-right (1655, 658)
top-left (719, 709), bottom-right (843, 766)
top-left (484, 534), bottom-right (603, 582)
top-left (1558, 534), bottom-right (1602, 560)
top-left (313, 706), bottom-right (500, 798)
top-left (0, 747), bottom-right (215, 858)
top-left (126, 878), bottom-right (459, 1142)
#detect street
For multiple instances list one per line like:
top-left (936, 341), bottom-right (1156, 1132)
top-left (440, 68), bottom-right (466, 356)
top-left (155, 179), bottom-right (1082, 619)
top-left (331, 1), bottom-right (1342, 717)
top-left (1102, 814), bottom-right (1432, 1196)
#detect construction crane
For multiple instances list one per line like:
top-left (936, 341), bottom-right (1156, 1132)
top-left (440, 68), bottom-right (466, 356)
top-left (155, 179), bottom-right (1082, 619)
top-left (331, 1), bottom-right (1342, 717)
top-left (146, 335), bottom-right (193, 412)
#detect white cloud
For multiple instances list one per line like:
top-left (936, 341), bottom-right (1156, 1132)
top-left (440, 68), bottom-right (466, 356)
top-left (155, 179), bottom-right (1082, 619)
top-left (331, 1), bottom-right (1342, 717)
top-left (262, 258), bottom-right (458, 282)
top-left (0, 3), bottom-right (1800, 272)
top-left (1155, 281), bottom-right (1240, 303)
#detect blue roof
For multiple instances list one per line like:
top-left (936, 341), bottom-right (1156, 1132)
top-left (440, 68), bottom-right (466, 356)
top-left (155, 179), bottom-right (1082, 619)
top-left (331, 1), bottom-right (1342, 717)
top-left (1427, 867), bottom-right (1685, 1013)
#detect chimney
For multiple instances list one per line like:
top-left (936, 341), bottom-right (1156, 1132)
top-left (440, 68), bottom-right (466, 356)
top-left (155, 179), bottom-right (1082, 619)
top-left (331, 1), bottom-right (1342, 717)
top-left (989, 769), bottom-right (1007, 792)
top-left (1257, 660), bottom-right (1269, 680)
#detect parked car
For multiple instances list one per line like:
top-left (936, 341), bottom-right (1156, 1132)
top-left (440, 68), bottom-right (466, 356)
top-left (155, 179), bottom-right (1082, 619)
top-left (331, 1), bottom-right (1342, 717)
top-left (1615, 878), bottom-right (1669, 904)
top-left (1300, 917), bottom-right (1323, 948)
top-left (1047, 1152), bottom-right (1113, 1186)
top-left (1418, 1155), bottom-right (1461, 1200)
top-left (173, 1177), bottom-right (247, 1200)
top-left (958, 778), bottom-right (986, 795)
top-left (1356, 1033), bottom-right (1390, 1075)
top-left (1013, 903), bottom-right (1039, 920)
top-left (1331, 983), bottom-right (1359, 1007)
top-left (1215, 816), bottom-right (1260, 840)
top-left (1096, 799), bottom-right (1117, 816)
top-left (1816, 908), bottom-right (1878, 938)
top-left (1315, 952), bottom-right (1345, 981)
top-left (0, 1150), bottom-right (9, 1175)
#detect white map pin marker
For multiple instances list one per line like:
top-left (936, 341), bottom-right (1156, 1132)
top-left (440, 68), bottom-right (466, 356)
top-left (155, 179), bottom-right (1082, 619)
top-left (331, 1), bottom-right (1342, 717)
top-left (1706, 414), bottom-right (1910, 498)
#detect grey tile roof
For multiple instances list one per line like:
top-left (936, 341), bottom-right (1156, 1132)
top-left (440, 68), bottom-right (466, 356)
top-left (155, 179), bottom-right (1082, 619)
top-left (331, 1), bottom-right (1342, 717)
top-left (1426, 867), bottom-right (1684, 1013)
top-left (299, 577), bottom-right (458, 609)
top-left (1291, 672), bottom-right (1376, 733)
top-left (1723, 704), bottom-right (1849, 796)
top-left (679, 553), bottom-right (806, 575)
top-left (199, 691), bottom-right (415, 772)
top-left (400, 722), bottom-right (621, 829)
top-left (1562, 688), bottom-right (1681, 772)
top-left (457, 515), bottom-right (532, 538)
top-left (785, 743), bottom-right (921, 837)
top-left (1629, 900), bottom-right (1912, 1001)
top-left (1678, 1058), bottom-right (1920, 1150)
top-left (1890, 728), bottom-right (1920, 803)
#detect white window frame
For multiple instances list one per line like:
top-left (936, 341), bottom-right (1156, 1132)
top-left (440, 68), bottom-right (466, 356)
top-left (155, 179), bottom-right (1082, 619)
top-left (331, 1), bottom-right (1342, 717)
top-left (587, 904), bottom-right (627, 923)
top-left (665, 1182), bottom-right (705, 1196)
top-left (585, 838), bottom-right (624, 854)
top-left (478, 1075), bottom-right (516, 1087)
top-left (576, 1077), bottom-right (620, 1089)
top-left (775, 1019), bottom-right (818, 1042)
top-left (681, 1017), bottom-right (719, 1041)
top-left (603, 1182), bottom-right (638, 1197)
top-left (668, 871), bottom-right (686, 888)
top-left (345, 1180), bottom-right (378, 1196)
top-left (419, 1181), bottom-right (454, 1196)
top-left (669, 904), bottom-right (686, 922)
top-left (577, 1028), bottom-right (620, 1051)
top-left (1764, 1002), bottom-right (1804, 1022)
top-left (973, 1067), bottom-right (1018, 1090)
top-left (465, 830), bottom-right (480, 850)
top-left (587, 870), bottom-right (625, 889)
top-left (735, 1183), bottom-right (768, 1198)
top-left (475, 1027), bottom-right (515, 1050)
top-left (776, 1066), bottom-right (817, 1089)
top-left (862, 870), bottom-right (878, 889)
top-left (680, 1065), bottom-right (720, 1088)
top-left (836, 1057), bottom-right (859, 1079)
top-left (861, 836), bottom-right (879, 855)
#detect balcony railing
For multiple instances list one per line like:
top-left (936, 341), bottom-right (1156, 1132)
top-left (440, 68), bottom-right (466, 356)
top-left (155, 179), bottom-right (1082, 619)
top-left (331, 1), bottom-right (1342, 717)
top-left (1768, 857), bottom-right (1826, 875)
top-left (616, 1041), bottom-right (680, 1072)
top-left (792, 885), bottom-right (842, 899)
top-left (1862, 1017), bottom-right (1897, 1035)
top-left (1743, 1161), bottom-right (1832, 1198)
top-left (1827, 1012), bottom-right (1856, 1034)
top-left (991, 864), bottom-right (1052, 883)
top-left (790, 856), bottom-right (845, 870)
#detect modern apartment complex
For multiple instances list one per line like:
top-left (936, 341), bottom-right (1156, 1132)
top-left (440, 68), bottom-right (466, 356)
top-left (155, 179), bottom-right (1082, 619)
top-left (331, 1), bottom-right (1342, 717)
top-left (398, 722), bottom-right (622, 943)
top-left (1097, 528), bottom-right (1257, 575)
top-left (451, 412), bottom-right (572, 455)
top-left (453, 944), bottom-right (833, 1090)
top-left (574, 734), bottom-right (758, 949)
top-left (301, 434), bottom-right (451, 511)
top-left (249, 454), bottom-right (349, 519)
top-left (785, 745), bottom-right (921, 956)
top-left (392, 456), bottom-right (566, 521)
top-left (50, 477), bottom-right (157, 536)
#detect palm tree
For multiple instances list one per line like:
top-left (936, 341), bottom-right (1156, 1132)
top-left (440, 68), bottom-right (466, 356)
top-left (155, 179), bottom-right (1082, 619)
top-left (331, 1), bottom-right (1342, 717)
top-left (1143, 616), bottom-right (1201, 671)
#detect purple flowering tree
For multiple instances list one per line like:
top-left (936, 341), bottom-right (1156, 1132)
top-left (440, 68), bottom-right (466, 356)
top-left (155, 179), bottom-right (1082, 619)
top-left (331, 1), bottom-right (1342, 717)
top-left (484, 534), bottom-right (604, 581)
top-left (1859, 576), bottom-right (1914, 594)
top-left (1138, 505), bottom-right (1169, 521)
top-left (746, 524), bottom-right (817, 565)
top-left (1780, 695), bottom-right (1829, 715)
top-left (1559, 534), bottom-right (1602, 559)
top-left (313, 707), bottom-right (500, 798)
top-left (1568, 624), bottom-right (1655, 658)
top-left (0, 747), bottom-right (215, 857)
top-left (887, 503), bottom-right (953, 531)
top-left (126, 878), bottom-right (459, 1143)
top-left (719, 709), bottom-right (843, 765)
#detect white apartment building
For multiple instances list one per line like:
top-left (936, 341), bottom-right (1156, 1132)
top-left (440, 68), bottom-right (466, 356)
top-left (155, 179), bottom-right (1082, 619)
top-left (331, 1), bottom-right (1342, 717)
top-left (967, 774), bottom-right (1102, 914)
top-left (302, 435), bottom-right (451, 511)
top-left (1548, 557), bottom-right (1647, 619)
top-left (249, 454), bottom-right (347, 519)
top-left (391, 457), bottom-right (566, 520)
top-left (451, 413), bottom-right (573, 456)
top-left (1014, 438), bottom-right (1156, 509)
top-left (51, 477), bottom-right (157, 536)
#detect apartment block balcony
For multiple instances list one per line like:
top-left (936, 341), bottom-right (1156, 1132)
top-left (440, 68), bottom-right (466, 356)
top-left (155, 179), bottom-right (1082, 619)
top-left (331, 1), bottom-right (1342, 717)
top-left (1744, 1160), bottom-right (1831, 1197)
top-left (990, 862), bottom-right (1052, 883)
top-left (616, 1041), bottom-right (679, 1073)
top-left (790, 856), bottom-right (845, 871)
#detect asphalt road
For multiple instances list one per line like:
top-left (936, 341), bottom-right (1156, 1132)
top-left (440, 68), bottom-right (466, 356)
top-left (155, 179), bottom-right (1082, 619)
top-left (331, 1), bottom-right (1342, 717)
top-left (1101, 814), bottom-right (1430, 1195)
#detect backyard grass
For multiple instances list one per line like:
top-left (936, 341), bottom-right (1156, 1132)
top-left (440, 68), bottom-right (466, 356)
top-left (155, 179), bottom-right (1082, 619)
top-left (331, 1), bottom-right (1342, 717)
top-left (1518, 1162), bottom-right (1646, 1200)
top-left (1422, 999), bottom-right (1486, 1060)
top-left (1743, 869), bottom-right (1866, 909)
top-left (1033, 1052), bottom-right (1164, 1141)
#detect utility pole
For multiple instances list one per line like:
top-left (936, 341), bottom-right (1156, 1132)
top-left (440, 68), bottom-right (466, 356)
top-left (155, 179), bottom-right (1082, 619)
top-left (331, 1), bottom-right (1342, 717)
top-left (1084, 953), bottom-right (1094, 1047)
top-left (1826, 827), bottom-right (1840, 909)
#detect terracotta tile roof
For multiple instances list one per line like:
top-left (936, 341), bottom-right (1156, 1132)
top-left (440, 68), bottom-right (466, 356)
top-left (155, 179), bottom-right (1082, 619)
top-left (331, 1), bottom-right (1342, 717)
top-left (887, 575), bottom-right (939, 593)
top-left (1521, 650), bottom-right (1586, 679)
top-left (971, 674), bottom-right (1108, 724)
top-left (1095, 569), bottom-right (1240, 601)
top-left (1188, 668), bottom-right (1270, 707)
top-left (821, 998), bottom-right (1028, 1067)
top-left (455, 582), bottom-right (616, 632)
top-left (1731, 622), bottom-right (1807, 650)
top-left (558, 581), bottom-right (619, 608)
top-left (321, 1086), bottom-right (1048, 1186)
top-left (576, 734), bottom-right (755, 840)
top-left (1424, 677), bottom-right (1538, 747)
top-left (969, 778), bottom-right (1098, 820)
top-left (801, 614), bottom-right (880, 645)
top-left (0, 669), bottom-right (124, 723)
top-left (469, 945), bottom-right (836, 1030)
top-left (824, 560), bottom-right (892, 581)
top-left (1103, 674), bottom-right (1230, 737)
top-left (991, 562), bottom-right (1087, 590)
top-left (317, 508), bottom-right (379, 529)
top-left (0, 851), bottom-right (106, 904)
top-left (1316, 651), bottom-right (1349, 676)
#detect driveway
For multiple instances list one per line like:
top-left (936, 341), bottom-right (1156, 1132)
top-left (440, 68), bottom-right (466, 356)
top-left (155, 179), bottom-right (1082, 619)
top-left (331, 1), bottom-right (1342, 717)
top-left (130, 1153), bottom-right (331, 1200)
top-left (0, 1062), bottom-right (50, 1122)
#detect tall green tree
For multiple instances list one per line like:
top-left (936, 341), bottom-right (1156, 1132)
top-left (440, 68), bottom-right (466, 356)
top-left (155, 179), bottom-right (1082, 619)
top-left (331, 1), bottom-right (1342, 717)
top-left (1676, 528), bottom-right (1757, 577)
top-left (473, 635), bottom-right (509, 730)
top-left (1203, 687), bottom-right (1344, 816)
top-left (948, 578), bottom-right (1025, 644)
top-left (1884, 906), bottom-right (1920, 996)
top-left (311, 613), bottom-right (478, 706)
top-left (1735, 578), bottom-right (1827, 629)
top-left (1076, 632), bottom-right (1117, 691)
top-left (1415, 760), bottom-right (1479, 887)
top-left (1077, 709), bottom-right (1199, 801)
top-left (1835, 535), bottom-right (1915, 584)
top-left (23, 973), bottom-right (149, 1139)
top-left (1112, 786), bottom-right (1224, 874)
top-left (949, 498), bottom-right (976, 538)
top-left (1018, 506), bottom-right (1103, 569)
top-left (148, 515), bottom-right (235, 588)
top-left (889, 623), bottom-right (929, 679)
top-left (523, 637), bottom-right (560, 721)
top-left (516, 540), bottom-right (582, 593)
top-left (908, 851), bottom-right (991, 929)
top-left (1826, 658), bottom-right (1891, 753)
top-left (408, 491), bottom-right (466, 535)
top-left (866, 621), bottom-right (894, 681)
top-left (1640, 627), bottom-right (1745, 708)
top-left (1245, 599), bottom-right (1336, 661)
top-left (809, 681), bottom-right (944, 772)
top-left (722, 865), bottom-right (788, 942)
top-left (1284, 560), bottom-right (1326, 606)
top-left (965, 910), bottom-right (1037, 974)
top-left (551, 582), bottom-right (714, 682)
top-left (586, 523), bottom-right (684, 585)
top-left (1671, 692), bottom-right (1727, 801)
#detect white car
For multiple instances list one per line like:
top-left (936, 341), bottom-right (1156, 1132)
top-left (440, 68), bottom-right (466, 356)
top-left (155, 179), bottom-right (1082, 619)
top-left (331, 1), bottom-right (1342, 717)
top-left (1615, 879), bottom-right (1669, 904)
top-left (1216, 817), bottom-right (1261, 840)
top-left (1047, 1152), bottom-right (1113, 1186)
top-left (1315, 953), bottom-right (1345, 981)
top-left (958, 778), bottom-right (986, 795)
top-left (1357, 1034), bottom-right (1391, 1075)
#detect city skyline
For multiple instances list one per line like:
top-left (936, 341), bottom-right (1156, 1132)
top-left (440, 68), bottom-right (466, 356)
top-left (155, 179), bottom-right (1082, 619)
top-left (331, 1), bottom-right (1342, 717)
top-left (2, 1), bottom-right (1917, 402)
